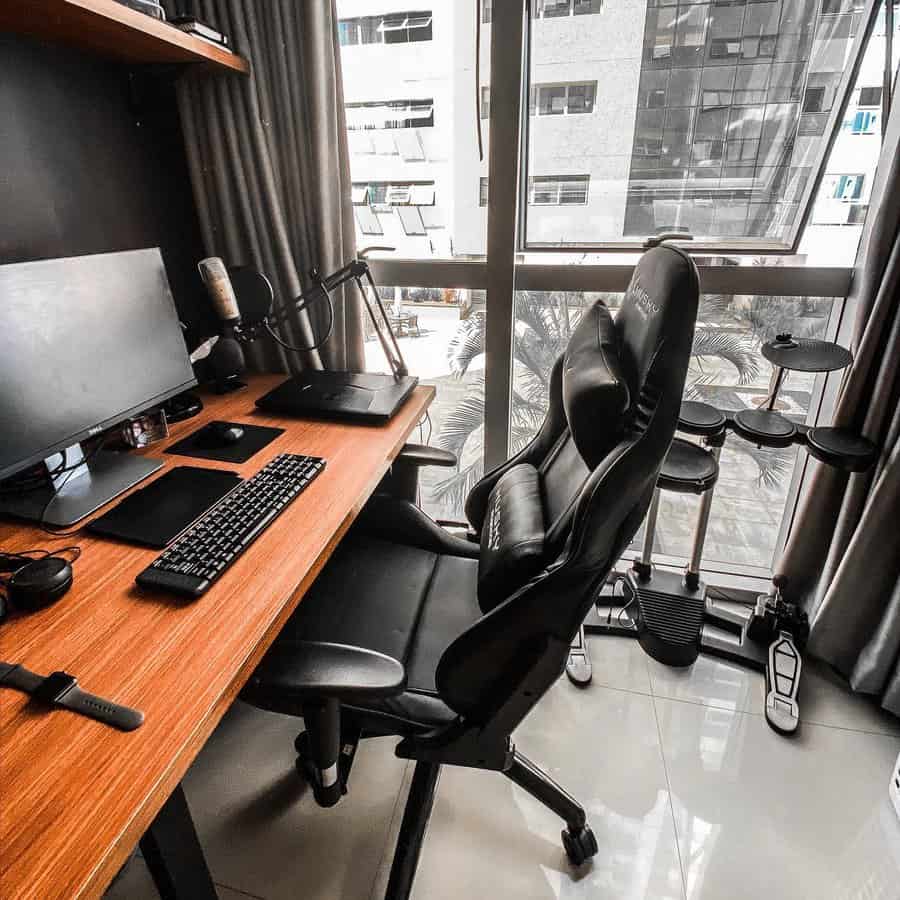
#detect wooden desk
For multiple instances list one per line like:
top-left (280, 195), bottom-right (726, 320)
top-left (0, 375), bottom-right (434, 900)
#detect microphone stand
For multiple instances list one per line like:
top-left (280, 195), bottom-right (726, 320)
top-left (246, 247), bottom-right (410, 380)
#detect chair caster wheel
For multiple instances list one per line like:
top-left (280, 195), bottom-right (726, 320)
top-left (294, 731), bottom-right (309, 755)
top-left (562, 825), bottom-right (598, 866)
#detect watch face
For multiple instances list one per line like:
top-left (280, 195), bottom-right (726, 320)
top-left (33, 671), bottom-right (77, 704)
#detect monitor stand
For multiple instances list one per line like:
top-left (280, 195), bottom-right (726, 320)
top-left (0, 444), bottom-right (163, 527)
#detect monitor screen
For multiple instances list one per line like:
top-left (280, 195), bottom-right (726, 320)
top-left (0, 248), bottom-right (197, 482)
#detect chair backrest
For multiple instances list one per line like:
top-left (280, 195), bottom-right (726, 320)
top-left (437, 245), bottom-right (700, 728)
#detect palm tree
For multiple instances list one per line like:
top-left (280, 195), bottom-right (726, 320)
top-left (429, 291), bottom-right (789, 514)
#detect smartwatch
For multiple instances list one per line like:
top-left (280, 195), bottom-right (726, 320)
top-left (0, 662), bottom-right (144, 731)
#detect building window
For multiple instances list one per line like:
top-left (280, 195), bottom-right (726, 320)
top-left (829, 174), bottom-right (865, 200)
top-left (394, 131), bottom-right (426, 161)
top-left (482, 0), bottom-right (492, 24)
top-left (352, 181), bottom-right (436, 207)
top-left (355, 206), bottom-right (383, 235)
top-left (345, 99), bottom-right (434, 130)
top-left (338, 11), bottom-right (433, 46)
top-left (847, 203), bottom-right (868, 224)
top-left (397, 207), bottom-right (427, 235)
top-left (479, 177), bottom-right (489, 207)
top-left (822, 0), bottom-right (858, 13)
top-left (529, 82), bottom-right (597, 115)
top-left (802, 86), bottom-right (827, 113)
top-left (528, 175), bottom-right (590, 205)
top-left (850, 110), bottom-right (879, 133)
top-left (858, 86), bottom-right (882, 107)
top-left (532, 0), bottom-right (602, 17)
top-left (480, 87), bottom-right (490, 119)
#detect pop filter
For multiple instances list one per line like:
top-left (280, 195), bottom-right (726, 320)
top-left (228, 267), bottom-right (274, 333)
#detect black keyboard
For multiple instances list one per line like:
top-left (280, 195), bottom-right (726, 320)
top-left (136, 453), bottom-right (325, 598)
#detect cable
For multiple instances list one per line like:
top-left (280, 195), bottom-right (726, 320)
top-left (0, 546), bottom-right (80, 575)
top-left (36, 438), bottom-right (110, 538)
top-left (0, 451), bottom-right (86, 496)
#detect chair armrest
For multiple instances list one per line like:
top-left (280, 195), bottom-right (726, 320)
top-left (354, 495), bottom-right (480, 558)
top-left (245, 641), bottom-right (406, 704)
top-left (397, 443), bottom-right (457, 468)
top-left (378, 444), bottom-right (458, 503)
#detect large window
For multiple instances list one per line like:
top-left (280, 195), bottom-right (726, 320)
top-left (340, 0), bottom-right (899, 583)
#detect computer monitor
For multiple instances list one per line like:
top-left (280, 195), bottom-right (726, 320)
top-left (0, 248), bottom-right (197, 526)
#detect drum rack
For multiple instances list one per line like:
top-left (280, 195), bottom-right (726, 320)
top-left (568, 334), bottom-right (877, 737)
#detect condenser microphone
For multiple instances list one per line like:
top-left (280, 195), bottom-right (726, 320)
top-left (198, 257), bottom-right (241, 328)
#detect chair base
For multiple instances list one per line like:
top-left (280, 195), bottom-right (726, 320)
top-left (298, 747), bottom-right (598, 900)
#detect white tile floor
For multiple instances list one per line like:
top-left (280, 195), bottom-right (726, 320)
top-left (106, 637), bottom-right (900, 900)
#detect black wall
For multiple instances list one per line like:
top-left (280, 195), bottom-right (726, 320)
top-left (0, 35), bottom-right (218, 345)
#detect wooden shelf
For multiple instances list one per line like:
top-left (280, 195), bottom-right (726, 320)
top-left (1, 0), bottom-right (250, 74)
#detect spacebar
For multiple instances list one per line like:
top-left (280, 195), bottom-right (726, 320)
top-left (239, 508), bottom-right (279, 548)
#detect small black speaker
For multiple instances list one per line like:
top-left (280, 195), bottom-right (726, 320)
top-left (207, 337), bottom-right (246, 393)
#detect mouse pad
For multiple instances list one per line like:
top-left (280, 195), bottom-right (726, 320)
top-left (166, 421), bottom-right (285, 464)
top-left (87, 466), bottom-right (242, 548)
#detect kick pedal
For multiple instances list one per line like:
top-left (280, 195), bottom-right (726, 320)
top-left (764, 631), bottom-right (801, 735)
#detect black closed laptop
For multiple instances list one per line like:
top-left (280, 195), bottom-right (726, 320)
top-left (255, 370), bottom-right (419, 423)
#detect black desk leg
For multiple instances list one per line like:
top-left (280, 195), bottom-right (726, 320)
top-left (139, 783), bottom-right (219, 900)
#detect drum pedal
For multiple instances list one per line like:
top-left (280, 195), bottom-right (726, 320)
top-left (765, 631), bottom-right (801, 735)
top-left (629, 568), bottom-right (705, 667)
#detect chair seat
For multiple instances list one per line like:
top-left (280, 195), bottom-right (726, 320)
top-left (254, 535), bottom-right (482, 732)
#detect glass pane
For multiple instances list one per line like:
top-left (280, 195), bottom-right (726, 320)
top-left (370, 287), bottom-right (485, 520)
top-left (801, 0), bottom-right (899, 263)
top-left (525, 0), bottom-right (869, 246)
top-left (511, 290), bottom-right (837, 571)
top-left (338, 2), bottom-right (488, 259)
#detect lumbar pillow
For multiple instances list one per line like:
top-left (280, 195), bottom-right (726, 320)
top-left (477, 463), bottom-right (546, 613)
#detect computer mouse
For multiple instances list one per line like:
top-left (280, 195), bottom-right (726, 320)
top-left (203, 422), bottom-right (245, 447)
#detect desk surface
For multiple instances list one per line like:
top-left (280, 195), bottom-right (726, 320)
top-left (0, 375), bottom-right (434, 900)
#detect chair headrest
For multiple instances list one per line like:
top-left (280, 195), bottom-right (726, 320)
top-left (615, 245), bottom-right (700, 402)
top-left (560, 246), bottom-right (698, 469)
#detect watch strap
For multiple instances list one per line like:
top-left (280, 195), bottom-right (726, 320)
top-left (0, 662), bottom-right (144, 731)
top-left (62, 683), bottom-right (144, 731)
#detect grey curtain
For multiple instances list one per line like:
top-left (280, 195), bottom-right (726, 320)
top-left (778, 98), bottom-right (900, 715)
top-left (173, 0), bottom-right (363, 372)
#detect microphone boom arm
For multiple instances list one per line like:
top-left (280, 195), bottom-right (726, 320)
top-left (264, 250), bottom-right (409, 380)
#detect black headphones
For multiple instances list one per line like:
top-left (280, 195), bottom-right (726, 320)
top-left (0, 548), bottom-right (78, 623)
